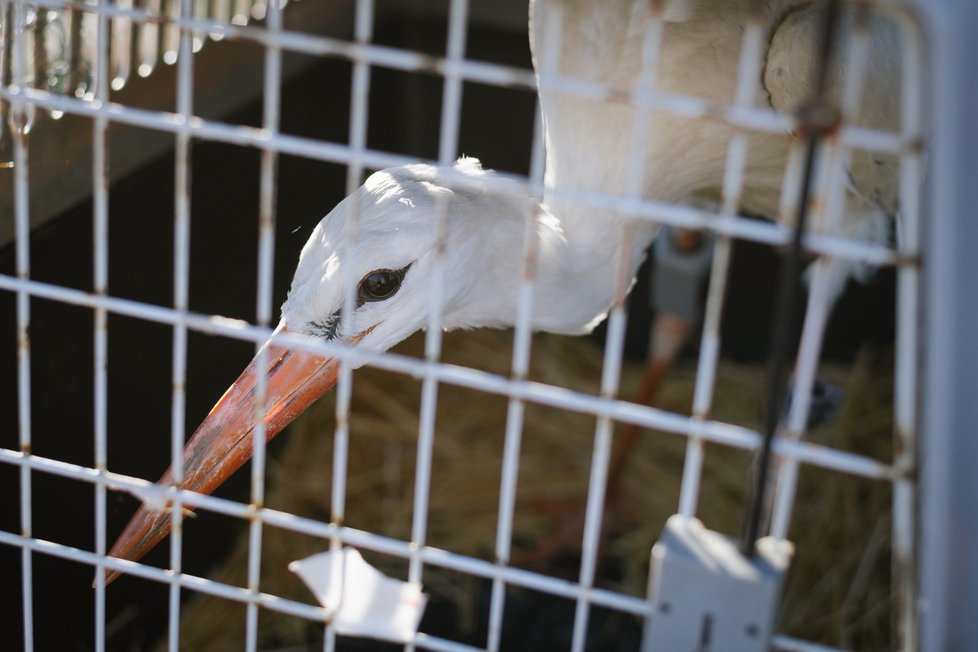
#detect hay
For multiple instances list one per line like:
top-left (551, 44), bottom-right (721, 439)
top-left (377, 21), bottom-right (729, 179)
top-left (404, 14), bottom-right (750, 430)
top-left (163, 328), bottom-right (894, 650)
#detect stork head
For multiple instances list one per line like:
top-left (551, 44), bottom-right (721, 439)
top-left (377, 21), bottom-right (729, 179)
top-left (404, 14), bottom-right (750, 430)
top-left (282, 156), bottom-right (555, 351)
top-left (104, 158), bottom-right (558, 581)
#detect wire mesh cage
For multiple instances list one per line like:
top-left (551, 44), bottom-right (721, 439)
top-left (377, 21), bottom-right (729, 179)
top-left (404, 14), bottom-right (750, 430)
top-left (1, 0), bottom-right (975, 650)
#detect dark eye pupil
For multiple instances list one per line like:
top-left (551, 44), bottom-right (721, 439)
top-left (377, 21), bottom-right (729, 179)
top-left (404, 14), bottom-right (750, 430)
top-left (358, 268), bottom-right (404, 304)
top-left (365, 272), bottom-right (395, 297)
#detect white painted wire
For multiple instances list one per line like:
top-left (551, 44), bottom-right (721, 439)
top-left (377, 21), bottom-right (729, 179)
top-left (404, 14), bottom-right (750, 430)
top-left (0, 93), bottom-right (903, 268)
top-left (407, 4), bottom-right (471, 644)
top-left (245, 0), bottom-right (284, 648)
top-left (485, 81), bottom-right (551, 652)
top-left (677, 7), bottom-right (767, 520)
top-left (337, 3), bottom-right (377, 500)
top-left (325, 2), bottom-right (376, 649)
top-left (92, 0), bottom-right (111, 649)
top-left (0, 449), bottom-right (874, 652)
top-left (0, 271), bottom-right (899, 484)
top-left (166, 1), bottom-right (196, 648)
top-left (12, 0), bottom-right (913, 149)
top-left (891, 8), bottom-right (924, 650)
top-left (0, 2), bottom-right (932, 650)
top-left (11, 1), bottom-right (35, 648)
top-left (569, 5), bottom-right (667, 648)
top-left (481, 1), bottom-right (566, 646)
top-left (767, 16), bottom-right (876, 541)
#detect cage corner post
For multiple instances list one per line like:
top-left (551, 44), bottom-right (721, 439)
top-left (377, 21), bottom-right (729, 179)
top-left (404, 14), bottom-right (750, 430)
top-left (918, 1), bottom-right (978, 650)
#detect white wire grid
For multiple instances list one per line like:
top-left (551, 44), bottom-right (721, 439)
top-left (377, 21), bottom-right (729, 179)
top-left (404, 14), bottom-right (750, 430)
top-left (0, 0), bottom-right (928, 650)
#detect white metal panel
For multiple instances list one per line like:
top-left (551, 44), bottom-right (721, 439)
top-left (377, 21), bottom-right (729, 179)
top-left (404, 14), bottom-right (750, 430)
top-left (919, 1), bottom-right (978, 650)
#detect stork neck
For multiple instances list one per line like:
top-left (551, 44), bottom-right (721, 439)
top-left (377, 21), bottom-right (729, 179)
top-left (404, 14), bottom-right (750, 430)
top-left (546, 184), bottom-right (658, 271)
top-left (526, 193), bottom-right (657, 335)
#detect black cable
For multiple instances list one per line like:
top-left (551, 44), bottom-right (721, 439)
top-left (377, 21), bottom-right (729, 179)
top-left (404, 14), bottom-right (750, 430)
top-left (741, 0), bottom-right (843, 557)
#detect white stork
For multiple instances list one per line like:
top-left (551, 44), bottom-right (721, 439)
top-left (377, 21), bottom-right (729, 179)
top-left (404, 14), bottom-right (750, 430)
top-left (105, 0), bottom-right (899, 579)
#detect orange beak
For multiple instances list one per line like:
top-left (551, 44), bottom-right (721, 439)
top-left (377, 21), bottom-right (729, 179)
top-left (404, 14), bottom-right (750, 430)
top-left (103, 324), bottom-right (360, 585)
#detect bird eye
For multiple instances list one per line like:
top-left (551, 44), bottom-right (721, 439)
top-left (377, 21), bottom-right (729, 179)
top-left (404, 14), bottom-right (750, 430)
top-left (357, 265), bottom-right (409, 305)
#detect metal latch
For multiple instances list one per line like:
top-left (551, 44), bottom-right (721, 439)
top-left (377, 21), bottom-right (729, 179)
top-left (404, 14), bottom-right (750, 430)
top-left (643, 515), bottom-right (794, 651)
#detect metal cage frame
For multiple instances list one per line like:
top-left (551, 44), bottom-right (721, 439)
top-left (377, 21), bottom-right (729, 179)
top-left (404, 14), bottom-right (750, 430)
top-left (1, 0), bottom-right (975, 650)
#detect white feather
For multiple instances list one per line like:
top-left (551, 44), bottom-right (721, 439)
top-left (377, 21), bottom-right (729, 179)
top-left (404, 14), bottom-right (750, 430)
top-left (281, 1), bottom-right (901, 360)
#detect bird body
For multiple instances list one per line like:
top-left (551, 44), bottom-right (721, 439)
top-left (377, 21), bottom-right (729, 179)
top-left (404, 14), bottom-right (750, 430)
top-left (105, 0), bottom-right (903, 577)
top-left (531, 0), bottom-right (901, 308)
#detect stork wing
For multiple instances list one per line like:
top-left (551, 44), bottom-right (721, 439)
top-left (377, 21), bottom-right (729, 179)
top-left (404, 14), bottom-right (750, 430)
top-left (764, 3), bottom-right (902, 215)
top-left (529, 0), bottom-right (694, 79)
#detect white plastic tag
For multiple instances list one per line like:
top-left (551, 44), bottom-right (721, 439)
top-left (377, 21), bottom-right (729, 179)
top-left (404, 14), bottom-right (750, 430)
top-left (289, 548), bottom-right (428, 644)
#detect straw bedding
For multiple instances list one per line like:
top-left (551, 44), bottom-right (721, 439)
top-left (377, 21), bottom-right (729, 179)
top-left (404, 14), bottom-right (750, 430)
top-left (163, 327), bottom-right (894, 650)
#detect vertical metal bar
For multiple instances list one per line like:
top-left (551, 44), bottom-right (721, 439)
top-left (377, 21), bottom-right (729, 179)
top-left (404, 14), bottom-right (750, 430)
top-left (768, 15), bottom-right (874, 541)
top-left (741, 0), bottom-right (843, 556)
top-left (741, 135), bottom-right (817, 553)
top-left (766, 143), bottom-right (851, 542)
top-left (406, 1), bottom-right (470, 634)
top-left (168, 0), bottom-right (194, 649)
top-left (93, 0), bottom-right (112, 649)
top-left (891, 11), bottom-right (923, 650)
top-left (766, 229), bottom-right (838, 540)
top-left (334, 0), bottom-right (374, 533)
top-left (677, 5), bottom-right (766, 519)
top-left (917, 2), bottom-right (978, 651)
top-left (436, 0), bottom-right (468, 166)
top-left (244, 0), bottom-right (284, 647)
top-left (570, 7), bottom-right (665, 649)
top-left (570, 301), bottom-right (627, 652)
top-left (486, 8), bottom-right (556, 644)
top-left (11, 1), bottom-right (34, 649)
top-left (486, 106), bottom-right (548, 652)
top-left (323, 0), bottom-right (375, 649)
